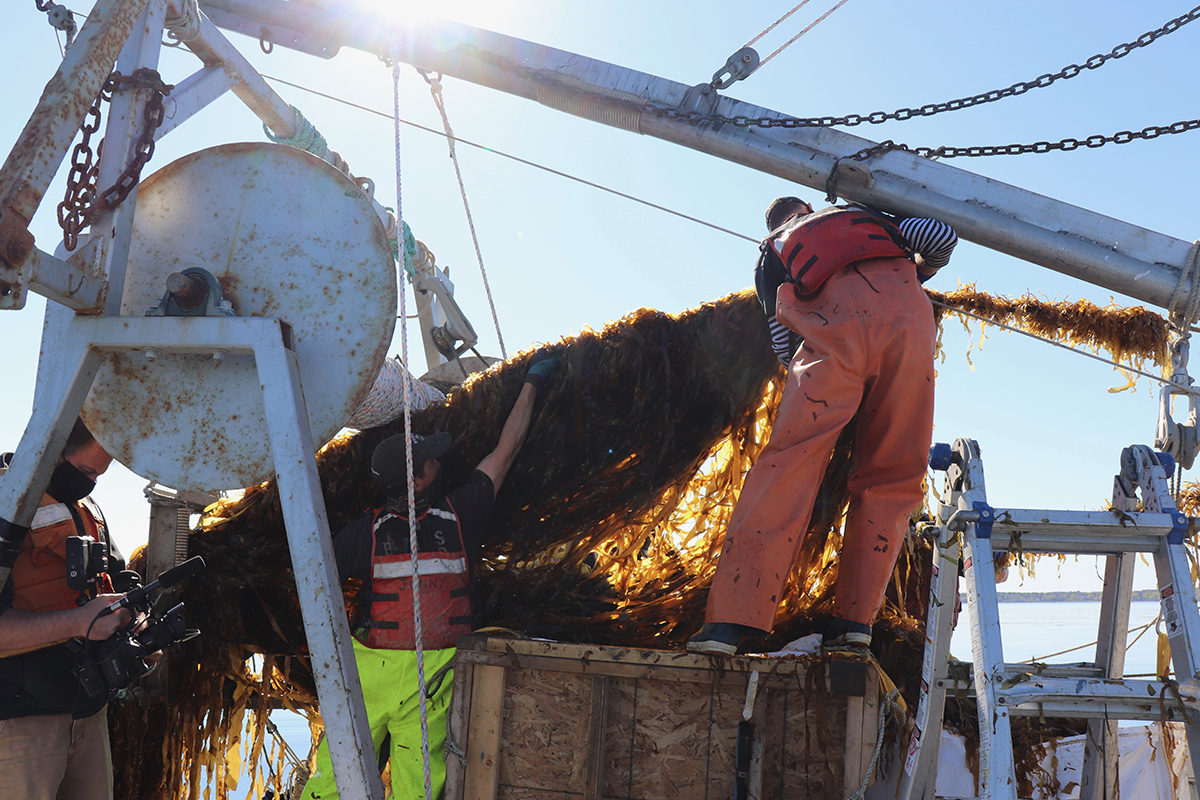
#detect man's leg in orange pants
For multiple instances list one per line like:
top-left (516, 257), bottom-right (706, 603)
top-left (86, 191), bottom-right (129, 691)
top-left (833, 262), bottom-right (936, 625)
top-left (706, 269), bottom-right (872, 632)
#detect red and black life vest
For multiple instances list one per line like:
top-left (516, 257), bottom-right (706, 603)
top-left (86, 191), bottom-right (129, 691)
top-left (10, 496), bottom-right (111, 614)
top-left (354, 499), bottom-right (475, 650)
top-left (771, 206), bottom-right (911, 295)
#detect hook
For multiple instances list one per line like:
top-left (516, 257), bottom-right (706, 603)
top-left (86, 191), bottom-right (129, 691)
top-left (824, 157), bottom-right (844, 204)
top-left (259, 26), bottom-right (273, 54)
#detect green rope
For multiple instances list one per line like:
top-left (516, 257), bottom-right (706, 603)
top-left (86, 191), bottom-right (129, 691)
top-left (386, 213), bottom-right (418, 279)
top-left (262, 105), bottom-right (329, 159)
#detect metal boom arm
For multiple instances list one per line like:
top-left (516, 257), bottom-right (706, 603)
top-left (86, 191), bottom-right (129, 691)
top-left (199, 1), bottom-right (1197, 312)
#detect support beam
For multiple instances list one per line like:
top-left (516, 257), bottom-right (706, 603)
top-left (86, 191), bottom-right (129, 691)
top-left (155, 65), bottom-right (237, 139)
top-left (94, 0), bottom-right (167, 316)
top-left (0, 0), bottom-right (155, 308)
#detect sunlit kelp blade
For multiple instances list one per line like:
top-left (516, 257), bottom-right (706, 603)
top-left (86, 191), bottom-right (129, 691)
top-left (930, 284), bottom-right (1170, 371)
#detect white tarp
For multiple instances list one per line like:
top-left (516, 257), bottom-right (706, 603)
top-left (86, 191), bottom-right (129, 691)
top-left (934, 724), bottom-right (1195, 800)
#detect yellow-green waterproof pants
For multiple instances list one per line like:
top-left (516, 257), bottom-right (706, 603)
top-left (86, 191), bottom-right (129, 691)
top-left (301, 639), bottom-right (456, 799)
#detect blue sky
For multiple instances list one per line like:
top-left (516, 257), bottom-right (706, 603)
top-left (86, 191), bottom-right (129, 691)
top-left (2, 0), bottom-right (1198, 593)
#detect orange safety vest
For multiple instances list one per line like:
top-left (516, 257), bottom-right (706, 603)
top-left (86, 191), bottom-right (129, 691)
top-left (355, 501), bottom-right (475, 650)
top-left (10, 497), bottom-right (111, 613)
top-left (772, 206), bottom-right (911, 295)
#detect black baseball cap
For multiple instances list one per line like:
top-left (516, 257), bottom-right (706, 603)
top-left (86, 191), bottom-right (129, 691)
top-left (765, 196), bottom-right (812, 232)
top-left (371, 431), bottom-right (453, 491)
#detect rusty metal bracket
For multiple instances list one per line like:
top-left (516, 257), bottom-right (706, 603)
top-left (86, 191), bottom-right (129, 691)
top-left (0, 208), bottom-right (36, 309)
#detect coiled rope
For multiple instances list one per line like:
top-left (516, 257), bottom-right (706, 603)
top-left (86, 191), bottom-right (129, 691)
top-left (1168, 241), bottom-right (1200, 332)
top-left (163, 0), bottom-right (201, 45)
top-left (262, 105), bottom-right (350, 175)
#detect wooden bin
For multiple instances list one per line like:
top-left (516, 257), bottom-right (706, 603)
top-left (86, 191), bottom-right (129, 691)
top-left (444, 635), bottom-right (882, 800)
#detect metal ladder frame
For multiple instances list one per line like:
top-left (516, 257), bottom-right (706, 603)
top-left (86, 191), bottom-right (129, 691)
top-left (899, 438), bottom-right (1200, 800)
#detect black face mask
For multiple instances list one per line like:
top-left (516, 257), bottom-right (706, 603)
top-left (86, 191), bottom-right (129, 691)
top-left (383, 466), bottom-right (448, 516)
top-left (47, 460), bottom-right (96, 504)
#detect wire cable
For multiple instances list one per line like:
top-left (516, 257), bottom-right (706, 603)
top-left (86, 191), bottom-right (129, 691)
top-left (260, 74), bottom-right (1178, 393)
top-left (259, 74), bottom-right (758, 244)
top-left (931, 299), bottom-right (1193, 396)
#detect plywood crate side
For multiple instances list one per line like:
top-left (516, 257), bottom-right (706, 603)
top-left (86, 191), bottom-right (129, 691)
top-left (449, 636), bottom-right (879, 800)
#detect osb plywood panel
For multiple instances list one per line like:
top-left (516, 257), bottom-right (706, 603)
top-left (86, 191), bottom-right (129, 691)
top-left (601, 677), bottom-right (741, 799)
top-left (758, 682), bottom-right (846, 800)
top-left (455, 638), bottom-right (861, 800)
top-left (496, 666), bottom-right (592, 795)
top-left (596, 677), bottom-right (847, 800)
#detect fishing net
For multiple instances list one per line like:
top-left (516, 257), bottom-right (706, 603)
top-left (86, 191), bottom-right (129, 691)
top-left (107, 285), bottom-right (1175, 799)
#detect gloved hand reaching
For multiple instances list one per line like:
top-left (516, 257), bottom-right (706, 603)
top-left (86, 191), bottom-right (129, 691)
top-left (524, 352), bottom-right (562, 392)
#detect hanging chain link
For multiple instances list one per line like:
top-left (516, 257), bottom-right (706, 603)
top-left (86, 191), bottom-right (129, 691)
top-left (840, 121), bottom-right (1200, 162)
top-left (458, 5), bottom-right (1200, 162)
top-left (58, 69), bottom-right (173, 251)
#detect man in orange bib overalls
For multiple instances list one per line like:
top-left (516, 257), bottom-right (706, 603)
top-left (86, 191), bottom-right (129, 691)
top-left (689, 197), bottom-right (957, 654)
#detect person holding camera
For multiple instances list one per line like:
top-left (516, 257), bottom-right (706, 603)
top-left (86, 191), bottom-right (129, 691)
top-left (301, 353), bottom-right (559, 800)
top-left (0, 419), bottom-right (129, 800)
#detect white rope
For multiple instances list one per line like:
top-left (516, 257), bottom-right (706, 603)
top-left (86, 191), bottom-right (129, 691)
top-left (163, 0), bottom-right (202, 45)
top-left (759, 0), bottom-right (853, 70)
top-left (844, 688), bottom-right (899, 800)
top-left (1168, 241), bottom-right (1200, 329)
top-left (742, 0), bottom-right (814, 49)
top-left (391, 40), bottom-right (435, 800)
top-left (421, 70), bottom-right (508, 358)
top-left (346, 357), bottom-right (445, 430)
top-left (43, 2), bottom-right (77, 53)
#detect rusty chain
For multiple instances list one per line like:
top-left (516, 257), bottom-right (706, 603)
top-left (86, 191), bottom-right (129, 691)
top-left (58, 69), bottom-right (173, 251)
top-left (457, 5), bottom-right (1200, 164)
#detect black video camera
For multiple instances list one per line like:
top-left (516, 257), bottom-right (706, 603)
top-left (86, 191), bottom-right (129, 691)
top-left (65, 536), bottom-right (108, 595)
top-left (72, 556), bottom-right (205, 698)
top-left (65, 536), bottom-right (140, 601)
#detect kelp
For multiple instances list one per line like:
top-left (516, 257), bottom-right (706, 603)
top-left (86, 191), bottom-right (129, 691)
top-left (930, 284), bottom-right (1170, 370)
top-left (108, 285), bottom-right (1177, 800)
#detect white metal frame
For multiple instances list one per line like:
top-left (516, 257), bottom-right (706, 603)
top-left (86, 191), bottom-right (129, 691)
top-left (902, 438), bottom-right (1200, 800)
top-left (0, 314), bottom-right (386, 798)
top-left (0, 0), bottom-right (388, 795)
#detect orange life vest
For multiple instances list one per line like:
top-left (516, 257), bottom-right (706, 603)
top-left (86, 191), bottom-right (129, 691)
top-left (355, 501), bottom-right (475, 650)
top-left (10, 497), bottom-right (111, 613)
top-left (772, 206), bottom-right (911, 295)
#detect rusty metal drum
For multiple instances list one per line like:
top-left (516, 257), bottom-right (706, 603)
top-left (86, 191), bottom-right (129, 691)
top-left (74, 142), bottom-right (396, 491)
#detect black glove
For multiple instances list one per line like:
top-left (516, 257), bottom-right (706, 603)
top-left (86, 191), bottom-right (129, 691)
top-left (524, 353), bottom-right (562, 393)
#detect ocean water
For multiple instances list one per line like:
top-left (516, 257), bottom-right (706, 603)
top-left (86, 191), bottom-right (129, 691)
top-left (252, 601), bottom-right (1172, 791)
top-left (950, 600), bottom-right (1166, 677)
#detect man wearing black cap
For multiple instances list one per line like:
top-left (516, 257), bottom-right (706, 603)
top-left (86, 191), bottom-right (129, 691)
top-left (301, 354), bottom-right (559, 800)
